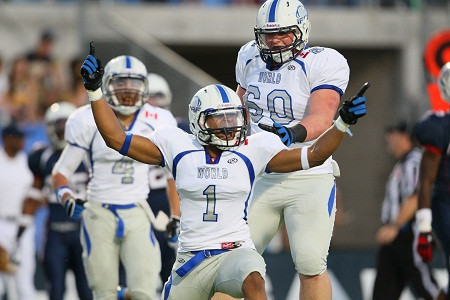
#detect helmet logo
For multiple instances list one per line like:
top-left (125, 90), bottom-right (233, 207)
top-left (190, 96), bottom-right (202, 113)
top-left (296, 6), bottom-right (307, 24)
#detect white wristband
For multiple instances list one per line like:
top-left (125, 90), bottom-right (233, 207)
top-left (301, 146), bottom-right (310, 170)
top-left (55, 186), bottom-right (74, 204)
top-left (416, 208), bottom-right (432, 232)
top-left (88, 88), bottom-right (103, 102)
top-left (27, 187), bottom-right (43, 200)
top-left (19, 215), bottom-right (34, 227)
top-left (333, 116), bottom-right (353, 136)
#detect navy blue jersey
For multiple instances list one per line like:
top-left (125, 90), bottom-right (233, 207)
top-left (415, 112), bottom-right (450, 199)
top-left (28, 145), bottom-right (88, 224)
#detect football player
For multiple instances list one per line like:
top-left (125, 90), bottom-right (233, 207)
top-left (79, 42), bottom-right (366, 299)
top-left (415, 62), bottom-right (450, 300)
top-left (52, 55), bottom-right (168, 299)
top-left (28, 102), bottom-right (92, 300)
top-left (235, 0), bottom-right (350, 298)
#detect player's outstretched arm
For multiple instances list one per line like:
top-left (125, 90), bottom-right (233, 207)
top-left (80, 42), bottom-right (162, 165)
top-left (268, 83), bottom-right (368, 173)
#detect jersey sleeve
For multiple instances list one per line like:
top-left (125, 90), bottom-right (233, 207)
top-left (415, 115), bottom-right (446, 152)
top-left (159, 109), bottom-right (178, 127)
top-left (248, 132), bottom-right (288, 176)
top-left (307, 48), bottom-right (349, 97)
top-left (64, 106), bottom-right (96, 151)
top-left (236, 41), bottom-right (258, 89)
top-left (149, 126), bottom-right (186, 171)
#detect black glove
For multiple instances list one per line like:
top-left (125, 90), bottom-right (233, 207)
top-left (64, 197), bottom-right (87, 220)
top-left (80, 41), bottom-right (104, 91)
top-left (338, 82), bottom-right (370, 125)
top-left (258, 123), bottom-right (307, 147)
top-left (166, 215), bottom-right (180, 242)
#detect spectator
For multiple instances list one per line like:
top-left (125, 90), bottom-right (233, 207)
top-left (26, 30), bottom-right (64, 117)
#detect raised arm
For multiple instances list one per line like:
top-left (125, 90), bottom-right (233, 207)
top-left (268, 83), bottom-right (369, 173)
top-left (80, 42), bottom-right (162, 165)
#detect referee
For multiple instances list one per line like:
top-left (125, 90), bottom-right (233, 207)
top-left (372, 121), bottom-right (439, 300)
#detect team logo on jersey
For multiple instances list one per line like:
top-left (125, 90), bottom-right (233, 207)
top-left (227, 158), bottom-right (238, 164)
top-left (310, 47), bottom-right (324, 54)
top-left (190, 96), bottom-right (202, 113)
top-left (288, 65), bottom-right (296, 70)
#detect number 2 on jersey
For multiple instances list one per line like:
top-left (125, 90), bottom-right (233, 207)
top-left (245, 85), bottom-right (294, 124)
top-left (203, 185), bottom-right (218, 222)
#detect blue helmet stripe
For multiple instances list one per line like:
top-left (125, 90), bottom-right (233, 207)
top-left (268, 0), bottom-right (279, 22)
top-left (215, 85), bottom-right (230, 103)
top-left (125, 56), bottom-right (131, 69)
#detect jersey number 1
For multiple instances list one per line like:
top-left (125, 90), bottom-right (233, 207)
top-left (203, 185), bottom-right (218, 222)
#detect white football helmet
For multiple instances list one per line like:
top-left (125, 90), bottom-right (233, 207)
top-left (254, 0), bottom-right (310, 67)
top-left (147, 73), bottom-right (172, 109)
top-left (102, 55), bottom-right (149, 115)
top-left (188, 84), bottom-right (247, 150)
top-left (438, 62), bottom-right (450, 102)
top-left (44, 102), bottom-right (76, 150)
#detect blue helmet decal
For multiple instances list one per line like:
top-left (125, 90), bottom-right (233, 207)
top-left (268, 0), bottom-right (280, 23)
top-left (215, 85), bottom-right (230, 103)
top-left (125, 56), bottom-right (132, 69)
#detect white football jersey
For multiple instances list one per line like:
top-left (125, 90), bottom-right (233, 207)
top-left (150, 126), bottom-right (287, 252)
top-left (0, 148), bottom-right (33, 217)
top-left (65, 104), bottom-right (177, 204)
top-left (236, 41), bottom-right (350, 175)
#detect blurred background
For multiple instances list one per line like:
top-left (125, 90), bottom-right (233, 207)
top-left (0, 0), bottom-right (449, 299)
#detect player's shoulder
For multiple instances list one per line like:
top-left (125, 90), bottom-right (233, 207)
top-left (28, 144), bottom-right (47, 162)
top-left (302, 46), bottom-right (347, 65)
top-left (415, 111), bottom-right (449, 145)
top-left (66, 104), bottom-right (94, 127)
top-left (304, 46), bottom-right (344, 57)
top-left (237, 40), bottom-right (259, 63)
top-left (416, 110), bottom-right (446, 132)
top-left (245, 131), bottom-right (284, 147)
top-left (153, 124), bottom-right (186, 136)
top-left (140, 104), bottom-right (177, 125)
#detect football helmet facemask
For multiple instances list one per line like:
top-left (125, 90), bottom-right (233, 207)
top-left (102, 55), bottom-right (148, 116)
top-left (44, 102), bottom-right (76, 150)
top-left (254, 0), bottom-right (310, 68)
top-left (189, 84), bottom-right (247, 150)
top-left (438, 62), bottom-right (450, 102)
top-left (147, 73), bottom-right (172, 110)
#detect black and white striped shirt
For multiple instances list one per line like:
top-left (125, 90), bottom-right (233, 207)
top-left (380, 147), bottom-right (422, 224)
